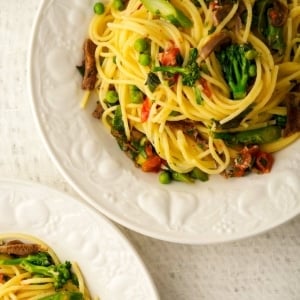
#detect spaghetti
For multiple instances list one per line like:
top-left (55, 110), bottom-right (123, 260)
top-left (0, 233), bottom-right (94, 300)
top-left (81, 0), bottom-right (300, 182)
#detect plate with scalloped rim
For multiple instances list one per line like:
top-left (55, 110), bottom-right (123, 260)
top-left (0, 179), bottom-right (160, 300)
top-left (28, 0), bottom-right (300, 244)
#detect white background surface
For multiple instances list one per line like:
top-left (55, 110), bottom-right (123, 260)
top-left (1, 1), bottom-right (300, 299)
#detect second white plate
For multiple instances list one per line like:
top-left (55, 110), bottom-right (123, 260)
top-left (0, 179), bottom-right (159, 300)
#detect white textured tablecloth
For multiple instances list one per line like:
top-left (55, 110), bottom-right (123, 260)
top-left (1, 1), bottom-right (300, 299)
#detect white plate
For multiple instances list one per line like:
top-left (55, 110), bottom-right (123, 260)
top-left (28, 0), bottom-right (300, 244)
top-left (0, 179), bottom-right (159, 300)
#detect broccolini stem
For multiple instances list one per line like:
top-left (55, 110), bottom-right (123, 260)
top-left (140, 0), bottom-right (193, 28)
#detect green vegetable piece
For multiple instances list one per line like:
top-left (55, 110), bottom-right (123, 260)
top-left (145, 72), bottom-right (161, 92)
top-left (193, 86), bottom-right (203, 104)
top-left (274, 114), bottom-right (287, 128)
top-left (93, 2), bottom-right (105, 15)
top-left (234, 125), bottom-right (281, 144)
top-left (214, 125), bottom-right (282, 145)
top-left (20, 260), bottom-right (73, 289)
top-left (248, 64), bottom-right (257, 77)
top-left (159, 171), bottom-right (172, 184)
top-left (0, 253), bottom-right (75, 290)
top-left (172, 171), bottom-right (194, 183)
top-left (39, 292), bottom-right (83, 300)
top-left (266, 21), bottom-right (285, 54)
top-left (112, 105), bottom-right (124, 132)
top-left (140, 0), bottom-right (193, 28)
top-left (134, 38), bottom-right (149, 53)
top-left (112, 0), bottom-right (125, 11)
top-left (252, 0), bottom-right (286, 54)
top-left (245, 49), bottom-right (258, 60)
top-left (139, 53), bottom-right (151, 66)
top-left (153, 48), bottom-right (201, 87)
top-left (216, 43), bottom-right (258, 100)
top-left (189, 167), bottom-right (208, 182)
top-left (105, 90), bottom-right (119, 104)
top-left (0, 252), bottom-right (52, 267)
top-left (139, 135), bottom-right (147, 146)
top-left (169, 110), bottom-right (180, 116)
top-left (129, 85), bottom-right (144, 104)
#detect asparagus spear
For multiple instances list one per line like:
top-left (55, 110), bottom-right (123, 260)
top-left (214, 125), bottom-right (282, 145)
top-left (140, 0), bottom-right (193, 28)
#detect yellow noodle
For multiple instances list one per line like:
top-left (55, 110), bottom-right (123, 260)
top-left (260, 133), bottom-right (300, 153)
top-left (87, 0), bottom-right (300, 176)
top-left (0, 233), bottom-right (95, 300)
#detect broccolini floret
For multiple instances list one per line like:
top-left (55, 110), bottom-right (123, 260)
top-left (216, 43), bottom-right (257, 100)
top-left (0, 252), bottom-right (52, 266)
top-left (0, 253), bottom-right (74, 289)
top-left (153, 48), bottom-right (201, 87)
top-left (21, 260), bottom-right (73, 289)
top-left (140, 0), bottom-right (193, 28)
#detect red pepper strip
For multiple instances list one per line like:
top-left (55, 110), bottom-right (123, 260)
top-left (199, 77), bottom-right (212, 98)
top-left (145, 142), bottom-right (154, 157)
top-left (141, 155), bottom-right (162, 172)
top-left (234, 151), bottom-right (252, 170)
top-left (255, 151), bottom-right (274, 173)
top-left (231, 167), bottom-right (246, 177)
top-left (231, 146), bottom-right (259, 177)
top-left (159, 46), bottom-right (180, 66)
top-left (141, 97), bottom-right (151, 122)
top-left (268, 9), bottom-right (285, 27)
top-left (231, 146), bottom-right (273, 177)
top-left (269, 9), bottom-right (279, 23)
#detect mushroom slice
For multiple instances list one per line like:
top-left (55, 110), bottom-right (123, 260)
top-left (283, 93), bottom-right (300, 137)
top-left (199, 31), bottom-right (232, 60)
top-left (212, 4), bottom-right (234, 26)
top-left (0, 240), bottom-right (46, 256)
top-left (81, 38), bottom-right (98, 90)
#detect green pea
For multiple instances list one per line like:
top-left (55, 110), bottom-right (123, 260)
top-left (134, 38), bottom-right (149, 53)
top-left (93, 2), bottom-right (105, 15)
top-left (105, 90), bottom-right (119, 104)
top-left (138, 53), bottom-right (151, 66)
top-left (129, 85), bottom-right (144, 104)
top-left (249, 64), bottom-right (257, 77)
top-left (112, 0), bottom-right (125, 10)
top-left (159, 171), bottom-right (172, 184)
top-left (245, 49), bottom-right (258, 60)
top-left (169, 110), bottom-right (180, 116)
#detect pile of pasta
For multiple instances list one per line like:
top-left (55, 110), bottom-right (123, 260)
top-left (81, 0), bottom-right (300, 182)
top-left (0, 233), bottom-right (94, 300)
